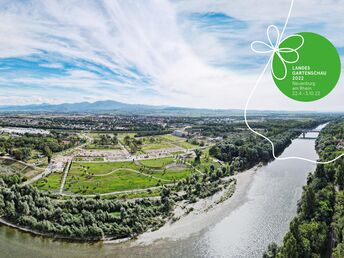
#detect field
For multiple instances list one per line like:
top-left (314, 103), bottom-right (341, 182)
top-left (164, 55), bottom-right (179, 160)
top-left (61, 158), bottom-right (194, 194)
top-left (141, 143), bottom-right (173, 151)
top-left (139, 157), bottom-right (174, 168)
top-left (34, 172), bottom-right (63, 191)
top-left (138, 134), bottom-right (198, 152)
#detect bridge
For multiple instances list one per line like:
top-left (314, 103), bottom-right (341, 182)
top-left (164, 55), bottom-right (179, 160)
top-left (293, 128), bottom-right (320, 139)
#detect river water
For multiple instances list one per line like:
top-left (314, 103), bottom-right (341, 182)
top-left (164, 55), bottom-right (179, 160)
top-left (0, 125), bottom-right (325, 258)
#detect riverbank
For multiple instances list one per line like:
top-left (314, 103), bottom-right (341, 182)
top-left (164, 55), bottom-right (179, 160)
top-left (0, 125), bottom-right (322, 245)
top-left (0, 125), bottom-right (316, 245)
top-left (0, 164), bottom-right (258, 245)
top-left (0, 134), bottom-right (321, 258)
top-left (105, 165), bottom-right (260, 245)
top-left (0, 217), bottom-right (83, 241)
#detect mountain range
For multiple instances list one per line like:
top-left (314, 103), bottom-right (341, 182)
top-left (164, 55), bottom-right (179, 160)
top-left (0, 100), bottom-right (331, 116)
top-left (0, 100), bottom-right (243, 116)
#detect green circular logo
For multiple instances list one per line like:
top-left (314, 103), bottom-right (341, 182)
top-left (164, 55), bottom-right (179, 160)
top-left (272, 32), bottom-right (341, 102)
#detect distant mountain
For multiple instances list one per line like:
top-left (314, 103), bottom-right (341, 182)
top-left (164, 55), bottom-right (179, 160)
top-left (0, 100), bottom-right (159, 112)
top-left (0, 100), bottom-right (330, 116)
top-left (0, 100), bottom-right (241, 115)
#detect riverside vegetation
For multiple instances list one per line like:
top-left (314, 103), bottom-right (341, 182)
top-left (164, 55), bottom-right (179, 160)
top-left (0, 117), bottom-right (328, 241)
top-left (264, 120), bottom-right (344, 258)
top-left (209, 119), bottom-right (320, 171)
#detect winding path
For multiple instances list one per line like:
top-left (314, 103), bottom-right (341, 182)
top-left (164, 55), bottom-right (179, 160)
top-left (91, 168), bottom-right (171, 182)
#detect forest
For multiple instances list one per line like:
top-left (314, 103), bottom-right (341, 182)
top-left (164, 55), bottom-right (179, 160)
top-left (0, 163), bottom-right (235, 240)
top-left (209, 119), bottom-right (320, 171)
top-left (0, 132), bottom-right (81, 161)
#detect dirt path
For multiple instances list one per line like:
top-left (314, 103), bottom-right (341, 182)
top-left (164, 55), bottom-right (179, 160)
top-left (59, 159), bottom-right (72, 193)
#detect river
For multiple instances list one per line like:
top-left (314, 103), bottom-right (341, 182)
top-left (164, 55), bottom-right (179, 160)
top-left (0, 124), bottom-right (325, 258)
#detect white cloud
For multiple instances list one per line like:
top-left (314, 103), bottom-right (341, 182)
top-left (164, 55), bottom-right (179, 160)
top-left (0, 0), bottom-right (343, 111)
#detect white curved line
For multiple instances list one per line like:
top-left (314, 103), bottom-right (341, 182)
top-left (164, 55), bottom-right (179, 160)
top-left (251, 41), bottom-right (274, 54)
top-left (245, 0), bottom-right (344, 164)
top-left (267, 25), bottom-right (280, 47)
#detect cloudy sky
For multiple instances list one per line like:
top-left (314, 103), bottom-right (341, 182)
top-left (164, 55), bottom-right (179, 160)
top-left (0, 0), bottom-right (343, 111)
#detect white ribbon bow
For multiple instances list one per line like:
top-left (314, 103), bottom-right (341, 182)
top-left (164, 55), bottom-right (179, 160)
top-left (251, 25), bottom-right (304, 80)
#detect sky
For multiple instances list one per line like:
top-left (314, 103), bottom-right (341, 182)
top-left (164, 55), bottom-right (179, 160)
top-left (0, 0), bottom-right (344, 111)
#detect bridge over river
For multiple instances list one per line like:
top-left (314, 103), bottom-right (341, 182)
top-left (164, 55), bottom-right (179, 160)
top-left (293, 128), bottom-right (321, 139)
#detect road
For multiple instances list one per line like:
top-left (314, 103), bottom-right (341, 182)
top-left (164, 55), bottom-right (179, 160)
top-left (59, 159), bottom-right (72, 193)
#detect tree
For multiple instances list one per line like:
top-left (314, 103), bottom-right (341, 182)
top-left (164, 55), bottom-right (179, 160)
top-left (280, 232), bottom-right (299, 258)
top-left (194, 149), bottom-right (202, 163)
top-left (300, 187), bottom-right (316, 220)
top-left (263, 242), bottom-right (279, 258)
top-left (209, 164), bottom-right (215, 173)
top-left (12, 148), bottom-right (31, 161)
top-left (43, 145), bottom-right (52, 163)
top-left (336, 164), bottom-right (344, 190)
top-left (112, 135), bottom-right (119, 145)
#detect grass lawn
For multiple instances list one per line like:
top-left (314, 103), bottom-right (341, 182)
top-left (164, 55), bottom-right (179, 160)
top-left (69, 161), bottom-right (139, 176)
top-left (62, 158), bottom-right (194, 195)
top-left (33, 155), bottom-right (214, 195)
top-left (85, 144), bottom-right (122, 150)
top-left (65, 168), bottom-right (161, 194)
top-left (174, 141), bottom-right (197, 149)
top-left (139, 157), bottom-right (174, 168)
top-left (150, 168), bottom-right (193, 181)
top-left (34, 172), bottom-right (62, 191)
top-left (160, 134), bottom-right (183, 142)
top-left (141, 143), bottom-right (174, 151)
